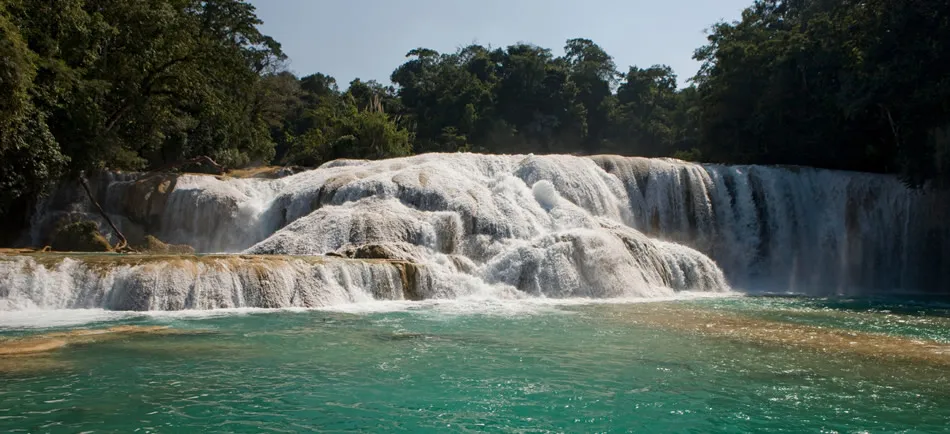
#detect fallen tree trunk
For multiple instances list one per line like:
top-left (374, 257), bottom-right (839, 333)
top-left (148, 155), bottom-right (226, 175)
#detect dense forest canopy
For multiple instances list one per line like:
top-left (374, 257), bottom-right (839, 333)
top-left (2, 0), bottom-right (949, 229)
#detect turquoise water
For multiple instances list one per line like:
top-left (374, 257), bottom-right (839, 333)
top-left (2, 297), bottom-right (950, 432)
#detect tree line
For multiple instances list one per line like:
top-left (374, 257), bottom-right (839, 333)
top-left (2, 0), bottom-right (949, 233)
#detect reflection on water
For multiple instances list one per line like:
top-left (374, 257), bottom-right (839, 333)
top-left (594, 302), bottom-right (950, 367)
top-left (0, 326), bottom-right (221, 377)
top-left (1, 297), bottom-right (949, 432)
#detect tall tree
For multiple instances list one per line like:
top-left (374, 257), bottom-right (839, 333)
top-left (614, 65), bottom-right (679, 156)
top-left (563, 38), bottom-right (618, 153)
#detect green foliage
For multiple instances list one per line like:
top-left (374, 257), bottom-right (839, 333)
top-left (141, 235), bottom-right (195, 254)
top-left (0, 110), bottom-right (67, 217)
top-left (614, 65), bottom-right (680, 156)
top-left (4, 0), bottom-right (285, 172)
top-left (672, 148), bottom-right (704, 162)
top-left (0, 0), bottom-right (286, 233)
top-left (278, 77), bottom-right (412, 166)
top-left (0, 7), bottom-right (67, 221)
top-left (284, 128), bottom-right (329, 167)
top-left (3, 0), bottom-right (950, 240)
top-left (379, 40), bottom-right (705, 158)
top-left (342, 110), bottom-right (412, 160)
top-left (693, 0), bottom-right (950, 185)
top-left (0, 10), bottom-right (35, 142)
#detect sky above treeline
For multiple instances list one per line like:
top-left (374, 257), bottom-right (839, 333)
top-left (248, 0), bottom-right (750, 89)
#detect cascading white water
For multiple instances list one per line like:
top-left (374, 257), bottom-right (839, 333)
top-left (10, 152), bottom-right (946, 311)
top-left (593, 156), bottom-right (950, 294)
top-left (0, 256), bottom-right (418, 311)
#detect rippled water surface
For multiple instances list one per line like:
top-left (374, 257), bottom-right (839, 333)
top-left (2, 296), bottom-right (950, 432)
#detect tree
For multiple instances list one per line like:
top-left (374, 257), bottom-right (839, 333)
top-left (0, 0), bottom-right (285, 239)
top-left (614, 65), bottom-right (680, 156)
top-left (0, 4), bottom-right (67, 236)
top-left (391, 45), bottom-right (497, 153)
top-left (0, 9), bottom-right (35, 144)
top-left (692, 0), bottom-right (950, 186)
top-left (563, 38), bottom-right (618, 152)
top-left (491, 43), bottom-right (586, 153)
top-left (6, 0), bottom-right (950, 247)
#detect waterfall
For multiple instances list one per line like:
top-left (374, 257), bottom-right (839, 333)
top-left (0, 255), bottom-right (419, 311)
top-left (592, 156), bottom-right (950, 294)
top-left (8, 153), bottom-right (947, 311)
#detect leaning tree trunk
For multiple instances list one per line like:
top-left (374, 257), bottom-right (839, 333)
top-left (78, 172), bottom-right (130, 252)
top-left (73, 156), bottom-right (226, 253)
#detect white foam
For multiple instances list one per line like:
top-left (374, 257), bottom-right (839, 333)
top-left (322, 290), bottom-right (740, 317)
top-left (137, 307), bottom-right (312, 322)
top-left (0, 291), bottom-right (742, 330)
top-left (0, 309), bottom-right (139, 329)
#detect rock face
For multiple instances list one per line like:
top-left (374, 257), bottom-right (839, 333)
top-left (49, 221), bottom-right (112, 252)
top-left (332, 243), bottom-right (422, 262)
top-left (114, 174), bottom-right (178, 234)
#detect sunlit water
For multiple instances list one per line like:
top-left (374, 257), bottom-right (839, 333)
top-left (2, 296), bottom-right (950, 432)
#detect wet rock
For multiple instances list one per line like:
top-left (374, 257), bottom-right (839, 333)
top-left (334, 242), bottom-right (421, 262)
top-left (111, 173), bottom-right (179, 231)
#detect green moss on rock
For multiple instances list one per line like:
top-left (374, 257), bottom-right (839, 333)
top-left (50, 221), bottom-right (112, 252)
top-left (140, 235), bottom-right (195, 254)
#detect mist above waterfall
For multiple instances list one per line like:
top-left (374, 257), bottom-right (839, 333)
top-left (17, 153), bottom-right (950, 312)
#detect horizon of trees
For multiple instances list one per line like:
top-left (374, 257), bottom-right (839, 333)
top-left (2, 0), bottom-right (949, 234)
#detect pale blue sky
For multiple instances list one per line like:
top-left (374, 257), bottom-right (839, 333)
top-left (249, 0), bottom-right (750, 88)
